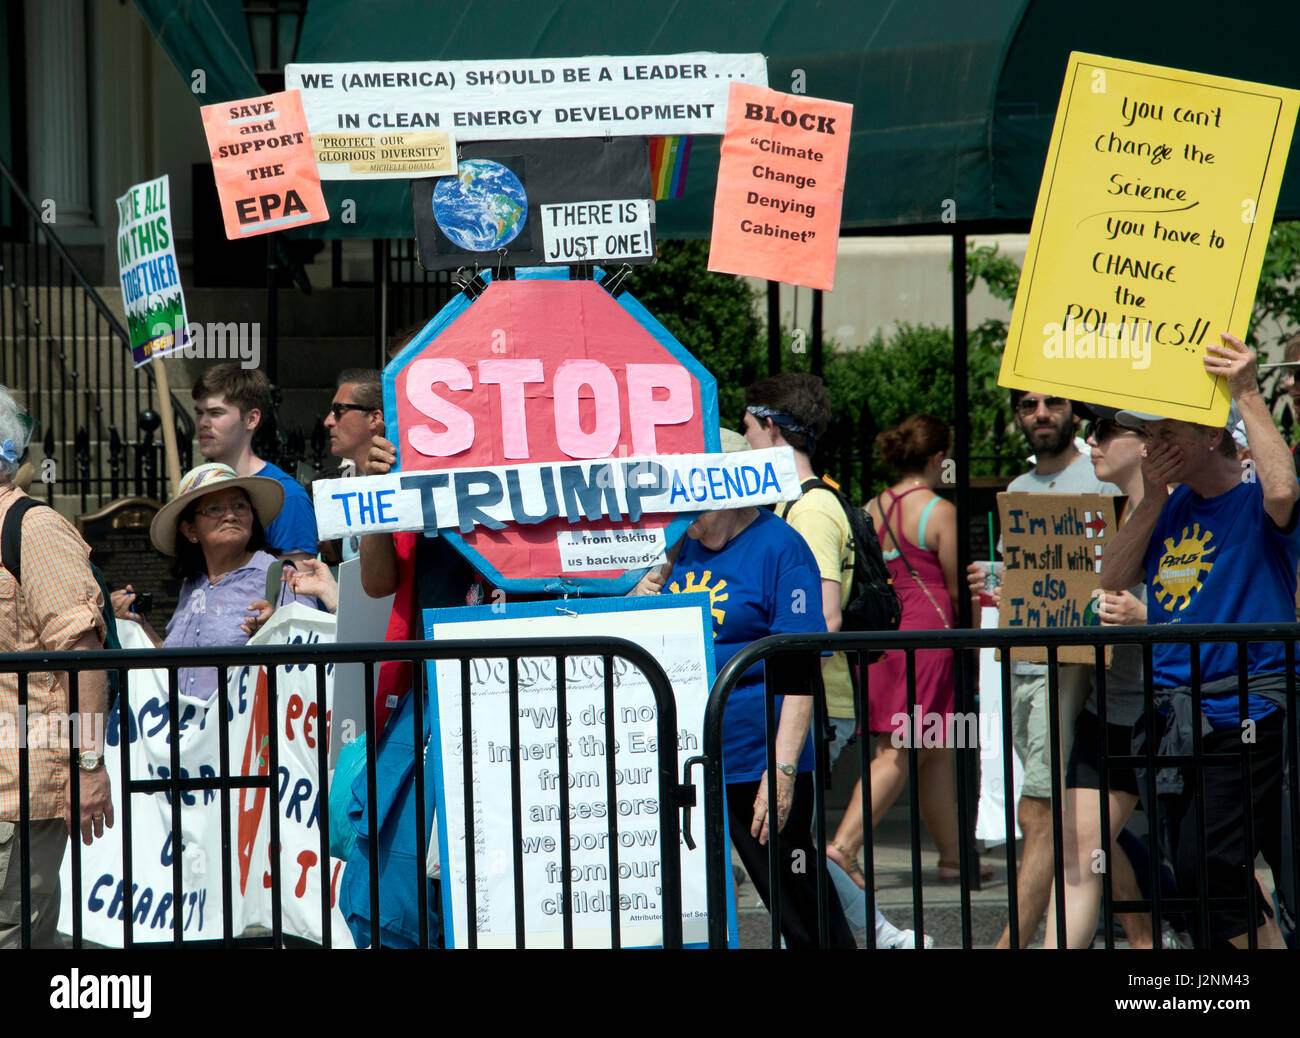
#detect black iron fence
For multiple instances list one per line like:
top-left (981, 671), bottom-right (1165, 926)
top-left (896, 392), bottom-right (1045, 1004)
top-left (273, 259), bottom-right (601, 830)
top-left (5, 624), bottom-right (1299, 949)
top-left (5, 636), bottom-right (691, 950)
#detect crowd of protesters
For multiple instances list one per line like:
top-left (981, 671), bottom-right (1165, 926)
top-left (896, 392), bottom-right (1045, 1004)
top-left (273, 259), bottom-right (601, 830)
top-left (4, 320), bottom-right (1299, 950)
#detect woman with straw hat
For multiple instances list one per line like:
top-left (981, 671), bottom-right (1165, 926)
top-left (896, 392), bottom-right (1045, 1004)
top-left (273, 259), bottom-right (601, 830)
top-left (120, 463), bottom-right (318, 700)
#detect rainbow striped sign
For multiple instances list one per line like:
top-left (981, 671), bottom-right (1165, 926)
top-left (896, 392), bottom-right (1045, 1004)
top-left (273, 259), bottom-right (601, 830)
top-left (649, 136), bottom-right (692, 200)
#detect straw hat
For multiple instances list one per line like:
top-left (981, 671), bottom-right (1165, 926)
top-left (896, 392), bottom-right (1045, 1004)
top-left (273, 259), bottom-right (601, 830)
top-left (150, 463), bottom-right (284, 556)
top-left (718, 427), bottom-right (753, 453)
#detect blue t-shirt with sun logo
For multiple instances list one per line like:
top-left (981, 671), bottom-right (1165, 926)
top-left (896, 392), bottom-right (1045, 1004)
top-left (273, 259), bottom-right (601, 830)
top-left (666, 508), bottom-right (826, 783)
top-left (1146, 478), bottom-right (1300, 726)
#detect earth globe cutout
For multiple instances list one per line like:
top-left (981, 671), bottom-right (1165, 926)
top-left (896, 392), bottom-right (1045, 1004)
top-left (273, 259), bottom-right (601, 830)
top-left (432, 159), bottom-right (528, 251)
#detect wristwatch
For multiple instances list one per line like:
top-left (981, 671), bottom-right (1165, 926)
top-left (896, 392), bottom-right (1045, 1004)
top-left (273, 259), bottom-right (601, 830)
top-left (77, 751), bottom-right (104, 773)
top-left (774, 761), bottom-right (797, 777)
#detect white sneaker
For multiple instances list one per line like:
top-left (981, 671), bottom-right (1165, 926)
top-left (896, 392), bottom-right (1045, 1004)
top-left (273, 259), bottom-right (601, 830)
top-left (875, 909), bottom-right (935, 949)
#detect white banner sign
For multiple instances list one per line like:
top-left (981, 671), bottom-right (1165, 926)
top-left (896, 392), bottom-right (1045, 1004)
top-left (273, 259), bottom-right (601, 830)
top-left (57, 606), bottom-right (352, 946)
top-left (285, 53), bottom-right (767, 164)
top-left (425, 596), bottom-right (716, 948)
top-left (541, 199), bottom-right (654, 264)
top-left (312, 446), bottom-right (800, 540)
top-left (556, 526), bottom-right (666, 572)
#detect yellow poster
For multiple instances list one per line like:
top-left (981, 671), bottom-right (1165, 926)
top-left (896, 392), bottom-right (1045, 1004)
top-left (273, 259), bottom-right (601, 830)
top-left (999, 53), bottom-right (1299, 426)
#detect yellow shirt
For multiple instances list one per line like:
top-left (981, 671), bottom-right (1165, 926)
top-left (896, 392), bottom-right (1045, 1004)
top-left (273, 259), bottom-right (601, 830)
top-left (777, 486), bottom-right (855, 720)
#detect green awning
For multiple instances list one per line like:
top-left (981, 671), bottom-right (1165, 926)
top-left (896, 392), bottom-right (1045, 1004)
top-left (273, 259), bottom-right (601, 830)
top-left (137, 0), bottom-right (1300, 239)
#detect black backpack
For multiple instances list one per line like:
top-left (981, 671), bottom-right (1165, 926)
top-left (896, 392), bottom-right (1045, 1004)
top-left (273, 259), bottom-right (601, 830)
top-left (784, 477), bottom-right (902, 633)
top-left (2, 497), bottom-right (123, 706)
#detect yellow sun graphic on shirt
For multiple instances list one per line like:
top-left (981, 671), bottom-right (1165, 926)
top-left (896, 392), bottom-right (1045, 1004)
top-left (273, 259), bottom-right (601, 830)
top-left (669, 569), bottom-right (729, 629)
top-left (1152, 524), bottom-right (1216, 612)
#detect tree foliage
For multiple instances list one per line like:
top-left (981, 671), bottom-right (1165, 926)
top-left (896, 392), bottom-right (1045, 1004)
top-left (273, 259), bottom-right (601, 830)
top-left (627, 240), bottom-right (765, 423)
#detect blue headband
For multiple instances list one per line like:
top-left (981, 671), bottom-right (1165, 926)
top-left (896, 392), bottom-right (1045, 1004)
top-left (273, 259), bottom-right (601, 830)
top-left (746, 405), bottom-right (816, 452)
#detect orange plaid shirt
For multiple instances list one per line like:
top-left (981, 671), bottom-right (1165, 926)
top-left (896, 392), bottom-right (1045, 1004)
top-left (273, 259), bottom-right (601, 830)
top-left (0, 485), bottom-right (104, 819)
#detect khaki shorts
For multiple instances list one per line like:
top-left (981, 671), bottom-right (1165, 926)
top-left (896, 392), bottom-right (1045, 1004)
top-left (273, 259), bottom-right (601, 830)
top-left (1010, 666), bottom-right (1092, 800)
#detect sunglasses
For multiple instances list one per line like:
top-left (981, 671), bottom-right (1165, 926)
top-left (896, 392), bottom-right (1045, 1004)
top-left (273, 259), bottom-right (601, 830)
top-left (1015, 396), bottom-right (1069, 415)
top-left (1085, 418), bottom-right (1139, 444)
top-left (328, 403), bottom-right (376, 420)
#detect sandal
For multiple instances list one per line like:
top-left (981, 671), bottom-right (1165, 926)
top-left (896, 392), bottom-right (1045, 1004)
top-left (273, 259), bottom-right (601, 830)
top-left (827, 842), bottom-right (866, 891)
top-left (937, 859), bottom-right (994, 883)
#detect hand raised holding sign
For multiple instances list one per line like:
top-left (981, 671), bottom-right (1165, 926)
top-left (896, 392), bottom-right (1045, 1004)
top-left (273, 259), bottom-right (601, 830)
top-left (1204, 332), bottom-right (1258, 399)
top-left (364, 434), bottom-right (398, 476)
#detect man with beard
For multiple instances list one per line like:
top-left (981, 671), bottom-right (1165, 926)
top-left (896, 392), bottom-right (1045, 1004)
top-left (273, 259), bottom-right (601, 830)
top-left (971, 390), bottom-right (1120, 947)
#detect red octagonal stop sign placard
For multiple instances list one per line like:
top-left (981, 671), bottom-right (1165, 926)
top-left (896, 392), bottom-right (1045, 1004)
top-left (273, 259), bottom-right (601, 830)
top-left (383, 269), bottom-right (719, 593)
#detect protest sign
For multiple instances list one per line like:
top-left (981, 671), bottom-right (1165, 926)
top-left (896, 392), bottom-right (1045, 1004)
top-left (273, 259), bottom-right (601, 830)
top-left (707, 83), bottom-right (853, 291)
top-left (200, 90), bottom-right (329, 239)
top-left (286, 54), bottom-right (767, 154)
top-left (540, 200), bottom-right (653, 264)
top-left (411, 138), bottom-right (652, 270)
top-left (57, 607), bottom-right (350, 946)
top-left (423, 595), bottom-right (736, 948)
top-left (116, 175), bottom-right (189, 367)
top-left (361, 270), bottom-right (731, 593)
top-left (999, 53), bottom-right (1300, 426)
top-left (996, 492), bottom-right (1125, 664)
top-left (312, 447), bottom-right (799, 542)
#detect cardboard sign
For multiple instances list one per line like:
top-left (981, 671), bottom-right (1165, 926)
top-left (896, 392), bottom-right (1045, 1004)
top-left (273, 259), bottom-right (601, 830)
top-left (423, 595), bottom-right (735, 948)
top-left (411, 138), bottom-right (652, 270)
top-left (996, 492), bottom-right (1125, 664)
top-left (707, 83), bottom-right (853, 291)
top-left (370, 271), bottom-right (724, 593)
top-left (285, 54), bottom-right (767, 152)
top-left (200, 90), bottom-right (329, 238)
top-left (115, 175), bottom-right (189, 366)
top-left (57, 607), bottom-right (350, 946)
top-left (999, 53), bottom-right (1300, 426)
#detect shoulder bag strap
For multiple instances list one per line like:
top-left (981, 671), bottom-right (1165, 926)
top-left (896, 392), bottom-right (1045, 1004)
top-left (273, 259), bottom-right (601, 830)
top-left (875, 494), bottom-right (950, 629)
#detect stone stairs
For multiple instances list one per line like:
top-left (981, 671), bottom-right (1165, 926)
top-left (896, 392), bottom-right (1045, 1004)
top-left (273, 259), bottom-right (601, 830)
top-left (3, 244), bottom-right (380, 520)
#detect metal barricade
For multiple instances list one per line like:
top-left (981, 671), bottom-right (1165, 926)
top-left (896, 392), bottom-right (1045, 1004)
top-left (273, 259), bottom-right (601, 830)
top-left (3, 636), bottom-right (694, 950)
top-left (703, 623), bottom-right (1300, 950)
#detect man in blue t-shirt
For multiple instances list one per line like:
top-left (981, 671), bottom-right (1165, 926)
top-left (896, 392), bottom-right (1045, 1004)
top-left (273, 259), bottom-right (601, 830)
top-left (1104, 332), bottom-right (1296, 949)
top-left (190, 364), bottom-right (318, 560)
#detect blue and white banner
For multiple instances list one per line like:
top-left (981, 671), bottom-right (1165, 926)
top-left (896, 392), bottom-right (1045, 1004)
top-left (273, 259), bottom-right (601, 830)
top-left (313, 445), bottom-right (800, 541)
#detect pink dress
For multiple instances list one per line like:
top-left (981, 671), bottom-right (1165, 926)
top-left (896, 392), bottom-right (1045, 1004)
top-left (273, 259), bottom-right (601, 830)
top-left (866, 487), bottom-right (955, 733)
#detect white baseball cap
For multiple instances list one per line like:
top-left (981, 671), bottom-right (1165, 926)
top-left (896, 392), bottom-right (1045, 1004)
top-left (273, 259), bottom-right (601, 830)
top-left (1115, 402), bottom-right (1245, 444)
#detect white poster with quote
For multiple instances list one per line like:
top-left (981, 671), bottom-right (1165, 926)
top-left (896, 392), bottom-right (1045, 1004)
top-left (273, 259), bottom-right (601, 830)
top-left (423, 594), bottom-right (735, 948)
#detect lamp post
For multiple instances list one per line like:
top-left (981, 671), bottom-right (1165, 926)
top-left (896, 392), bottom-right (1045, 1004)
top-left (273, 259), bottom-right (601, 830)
top-left (241, 2), bottom-right (307, 395)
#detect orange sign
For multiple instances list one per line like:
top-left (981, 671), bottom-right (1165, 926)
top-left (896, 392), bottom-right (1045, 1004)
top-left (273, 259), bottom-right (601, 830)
top-left (707, 83), bottom-right (852, 291)
top-left (200, 89), bottom-right (329, 239)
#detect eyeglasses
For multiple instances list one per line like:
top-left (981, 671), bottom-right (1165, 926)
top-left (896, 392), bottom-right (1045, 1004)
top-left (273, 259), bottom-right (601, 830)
top-left (1085, 418), bottom-right (1139, 445)
top-left (1015, 396), bottom-right (1069, 415)
top-left (328, 403), bottom-right (376, 420)
top-left (196, 500), bottom-right (252, 520)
